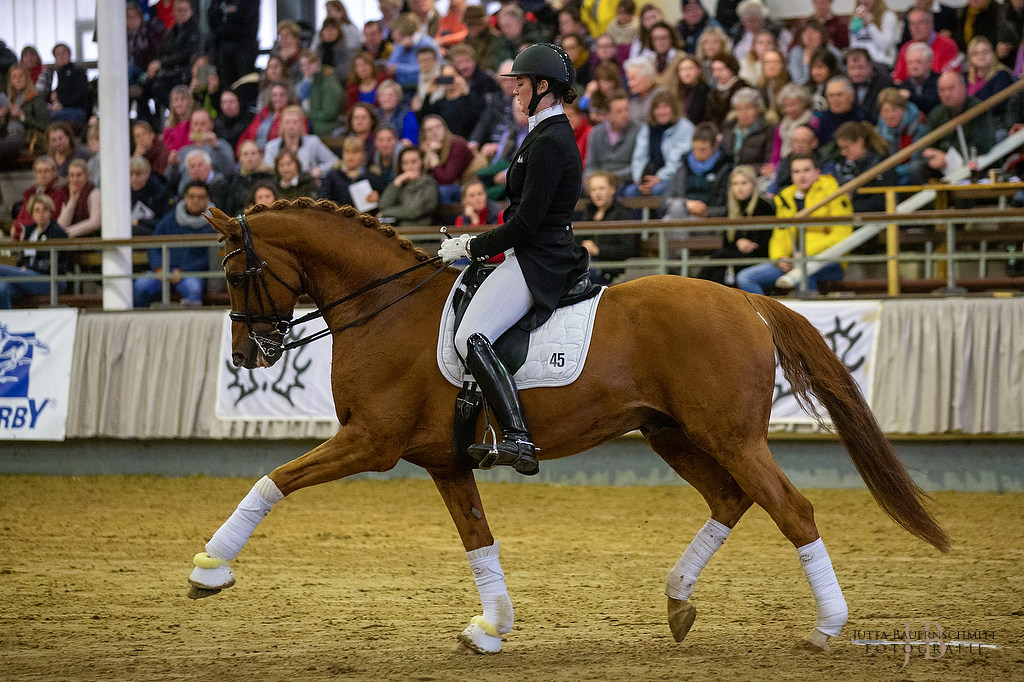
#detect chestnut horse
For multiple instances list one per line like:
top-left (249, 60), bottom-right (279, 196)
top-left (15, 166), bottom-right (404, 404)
top-left (190, 199), bottom-right (949, 654)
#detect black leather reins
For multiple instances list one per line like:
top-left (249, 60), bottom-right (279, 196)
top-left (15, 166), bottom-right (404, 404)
top-left (222, 213), bottom-right (446, 360)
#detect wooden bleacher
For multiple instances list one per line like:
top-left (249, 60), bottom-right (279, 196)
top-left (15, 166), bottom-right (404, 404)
top-left (818, 224), bottom-right (1024, 294)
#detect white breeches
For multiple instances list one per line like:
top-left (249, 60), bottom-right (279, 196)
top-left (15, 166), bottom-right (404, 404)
top-left (454, 251), bottom-right (533, 359)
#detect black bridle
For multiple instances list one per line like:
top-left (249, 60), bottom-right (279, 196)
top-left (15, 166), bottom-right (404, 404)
top-left (223, 213), bottom-right (446, 360)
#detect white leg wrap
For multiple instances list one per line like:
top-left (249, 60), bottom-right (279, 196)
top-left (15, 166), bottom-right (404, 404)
top-left (205, 476), bottom-right (284, 561)
top-left (798, 538), bottom-right (848, 637)
top-left (466, 541), bottom-right (514, 635)
top-left (666, 518), bottom-right (731, 601)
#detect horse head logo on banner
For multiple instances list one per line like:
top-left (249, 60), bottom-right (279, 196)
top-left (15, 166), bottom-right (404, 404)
top-left (0, 323), bottom-right (50, 398)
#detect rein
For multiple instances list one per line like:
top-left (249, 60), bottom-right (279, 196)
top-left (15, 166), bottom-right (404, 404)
top-left (223, 213), bottom-right (446, 359)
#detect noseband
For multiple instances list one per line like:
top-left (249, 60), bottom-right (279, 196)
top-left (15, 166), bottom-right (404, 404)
top-left (223, 213), bottom-right (445, 360)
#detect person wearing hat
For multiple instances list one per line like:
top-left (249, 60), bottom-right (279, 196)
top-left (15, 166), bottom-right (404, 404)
top-left (494, 4), bottom-right (546, 69)
top-left (438, 44), bottom-right (590, 477)
top-left (463, 5), bottom-right (498, 70)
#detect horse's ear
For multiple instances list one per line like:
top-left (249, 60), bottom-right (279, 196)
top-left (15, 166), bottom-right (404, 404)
top-left (206, 207), bottom-right (242, 239)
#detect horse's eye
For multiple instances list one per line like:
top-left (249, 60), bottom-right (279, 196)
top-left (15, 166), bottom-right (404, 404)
top-left (227, 274), bottom-right (246, 288)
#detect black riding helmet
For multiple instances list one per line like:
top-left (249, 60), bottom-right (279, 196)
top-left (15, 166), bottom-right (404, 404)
top-left (502, 43), bottom-right (576, 116)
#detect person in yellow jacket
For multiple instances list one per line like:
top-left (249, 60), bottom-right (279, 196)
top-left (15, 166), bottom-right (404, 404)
top-left (736, 153), bottom-right (853, 294)
top-left (581, 0), bottom-right (620, 41)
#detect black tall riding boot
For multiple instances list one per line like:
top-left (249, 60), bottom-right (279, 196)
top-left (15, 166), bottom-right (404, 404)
top-left (464, 332), bottom-right (539, 476)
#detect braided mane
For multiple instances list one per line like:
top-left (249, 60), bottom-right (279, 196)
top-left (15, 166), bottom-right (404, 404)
top-left (245, 197), bottom-right (434, 263)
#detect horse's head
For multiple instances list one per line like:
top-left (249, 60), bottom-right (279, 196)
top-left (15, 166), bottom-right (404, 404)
top-left (207, 206), bottom-right (303, 369)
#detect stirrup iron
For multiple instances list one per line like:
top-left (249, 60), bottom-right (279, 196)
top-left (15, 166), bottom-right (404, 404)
top-left (475, 419), bottom-right (502, 470)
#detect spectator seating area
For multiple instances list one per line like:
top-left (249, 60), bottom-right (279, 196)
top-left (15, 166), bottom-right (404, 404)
top-left (3, 0), bottom-right (1024, 308)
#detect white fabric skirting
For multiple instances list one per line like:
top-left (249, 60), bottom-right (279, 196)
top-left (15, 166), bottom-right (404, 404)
top-left (67, 310), bottom-right (341, 439)
top-left (872, 298), bottom-right (1024, 434)
top-left (64, 299), bottom-right (1024, 439)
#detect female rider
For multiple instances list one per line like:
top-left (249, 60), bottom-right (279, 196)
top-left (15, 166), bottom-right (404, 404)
top-left (438, 44), bottom-right (589, 476)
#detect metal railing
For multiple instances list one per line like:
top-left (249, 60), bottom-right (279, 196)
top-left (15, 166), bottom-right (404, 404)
top-left (776, 128), bottom-right (1024, 292)
top-left (0, 234), bottom-right (228, 307)
top-left (3, 206), bottom-right (1023, 308)
top-left (768, 77), bottom-right (1024, 293)
top-left (2, 209), bottom-right (1023, 308)
top-left (420, 209), bottom-right (1024, 292)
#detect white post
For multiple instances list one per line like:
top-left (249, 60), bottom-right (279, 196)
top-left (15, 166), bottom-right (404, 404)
top-left (97, 1), bottom-right (133, 310)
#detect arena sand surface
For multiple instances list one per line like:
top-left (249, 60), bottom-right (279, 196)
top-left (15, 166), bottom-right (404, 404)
top-left (0, 476), bottom-right (1021, 681)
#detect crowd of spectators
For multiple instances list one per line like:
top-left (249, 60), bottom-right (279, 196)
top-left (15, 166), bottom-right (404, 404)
top-left (2, 0), bottom-right (1024, 306)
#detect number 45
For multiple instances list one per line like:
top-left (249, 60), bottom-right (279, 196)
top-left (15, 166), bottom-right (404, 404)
top-left (549, 352), bottom-right (565, 367)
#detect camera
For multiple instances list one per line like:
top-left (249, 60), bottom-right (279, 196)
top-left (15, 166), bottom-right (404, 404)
top-left (436, 75), bottom-right (455, 85)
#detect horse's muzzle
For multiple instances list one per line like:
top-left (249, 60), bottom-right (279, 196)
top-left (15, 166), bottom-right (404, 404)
top-left (233, 342), bottom-right (278, 369)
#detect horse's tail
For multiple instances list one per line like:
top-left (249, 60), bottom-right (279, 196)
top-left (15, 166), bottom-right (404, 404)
top-left (744, 293), bottom-right (951, 554)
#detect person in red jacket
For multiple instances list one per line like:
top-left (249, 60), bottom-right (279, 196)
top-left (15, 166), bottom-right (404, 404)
top-left (235, 81), bottom-right (297, 155)
top-left (564, 99), bottom-right (592, 167)
top-left (13, 156), bottom-right (67, 233)
top-left (892, 8), bottom-right (960, 82)
top-left (454, 178), bottom-right (502, 227)
top-left (420, 114), bottom-right (475, 204)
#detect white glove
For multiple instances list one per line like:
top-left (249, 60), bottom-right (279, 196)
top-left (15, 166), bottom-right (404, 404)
top-left (438, 234), bottom-right (472, 263)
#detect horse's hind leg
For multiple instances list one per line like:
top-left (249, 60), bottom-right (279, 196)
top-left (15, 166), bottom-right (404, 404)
top-left (713, 439), bottom-right (848, 652)
top-left (188, 426), bottom-right (401, 598)
top-left (646, 427), bottom-right (753, 643)
top-left (429, 466), bottom-right (513, 655)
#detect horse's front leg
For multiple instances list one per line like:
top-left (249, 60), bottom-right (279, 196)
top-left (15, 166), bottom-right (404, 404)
top-left (187, 425), bottom-right (399, 598)
top-left (429, 466), bottom-right (513, 655)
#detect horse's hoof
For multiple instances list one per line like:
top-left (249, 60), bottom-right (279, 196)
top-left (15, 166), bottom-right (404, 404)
top-left (188, 563), bottom-right (235, 596)
top-left (798, 629), bottom-right (831, 653)
top-left (187, 564), bottom-right (235, 599)
top-left (456, 620), bottom-right (502, 654)
top-left (667, 597), bottom-right (697, 642)
top-left (453, 639), bottom-right (480, 655)
top-left (187, 583), bottom-right (230, 600)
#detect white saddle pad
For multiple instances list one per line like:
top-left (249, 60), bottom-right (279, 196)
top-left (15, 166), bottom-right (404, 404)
top-left (437, 270), bottom-right (605, 389)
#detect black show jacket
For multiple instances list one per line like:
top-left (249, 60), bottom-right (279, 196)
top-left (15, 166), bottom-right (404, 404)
top-left (468, 113), bottom-right (590, 331)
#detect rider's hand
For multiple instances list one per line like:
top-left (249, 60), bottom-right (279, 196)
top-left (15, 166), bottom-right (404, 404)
top-left (438, 234), bottom-right (472, 263)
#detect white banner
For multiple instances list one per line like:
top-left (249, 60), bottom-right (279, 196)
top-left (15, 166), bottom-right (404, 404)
top-left (216, 311), bottom-right (339, 421)
top-left (217, 302), bottom-right (880, 426)
top-left (0, 309), bottom-right (79, 440)
top-left (769, 300), bottom-right (881, 424)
